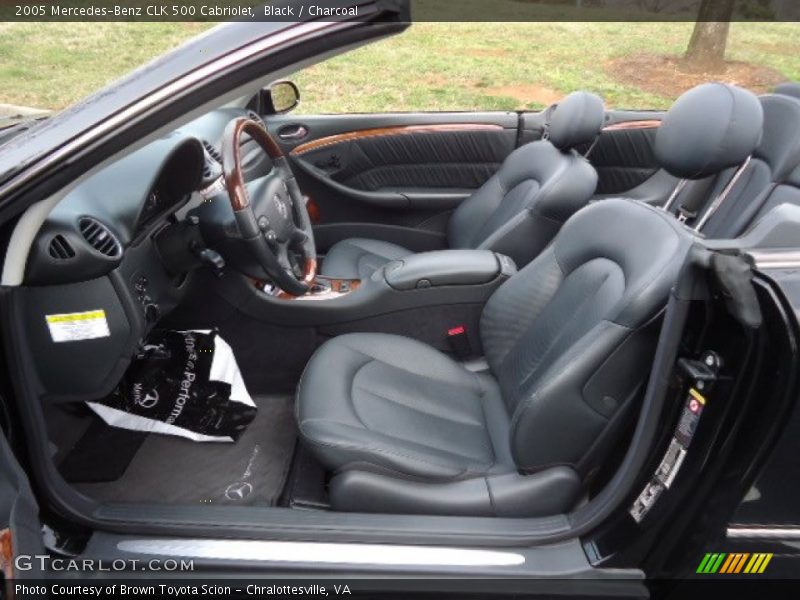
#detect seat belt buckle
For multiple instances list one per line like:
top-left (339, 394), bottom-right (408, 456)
top-left (676, 207), bottom-right (696, 224)
top-left (447, 325), bottom-right (472, 359)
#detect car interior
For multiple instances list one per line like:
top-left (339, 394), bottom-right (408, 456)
top-left (5, 52), bottom-right (800, 534)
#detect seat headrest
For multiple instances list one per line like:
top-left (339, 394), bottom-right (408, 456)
top-left (775, 82), bottom-right (800, 101)
top-left (756, 94), bottom-right (800, 181)
top-left (655, 83), bottom-right (763, 180)
top-left (548, 91), bottom-right (605, 151)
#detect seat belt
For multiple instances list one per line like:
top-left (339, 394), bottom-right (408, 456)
top-left (663, 157), bottom-right (751, 231)
top-left (669, 177), bottom-right (717, 224)
top-left (662, 178), bottom-right (689, 212)
top-left (693, 156), bottom-right (752, 231)
top-left (540, 103), bottom-right (557, 141)
top-left (583, 135), bottom-right (600, 159)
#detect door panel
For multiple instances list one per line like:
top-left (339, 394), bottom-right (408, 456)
top-left (267, 108), bottom-right (667, 253)
top-left (291, 123), bottom-right (511, 198)
top-left (265, 112), bottom-right (519, 253)
top-left (587, 110), bottom-right (665, 195)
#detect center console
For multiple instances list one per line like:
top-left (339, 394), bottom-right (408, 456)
top-left (213, 249), bottom-right (517, 353)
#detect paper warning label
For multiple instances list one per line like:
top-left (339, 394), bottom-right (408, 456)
top-left (46, 309), bottom-right (110, 343)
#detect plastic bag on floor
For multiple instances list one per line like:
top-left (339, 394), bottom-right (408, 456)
top-left (87, 330), bottom-right (256, 442)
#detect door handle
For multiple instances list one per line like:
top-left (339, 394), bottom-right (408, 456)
top-left (278, 124), bottom-right (309, 140)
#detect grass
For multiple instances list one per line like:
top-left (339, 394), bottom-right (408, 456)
top-left (1, 17), bottom-right (799, 114)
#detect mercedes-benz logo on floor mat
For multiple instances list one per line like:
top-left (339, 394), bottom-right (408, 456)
top-left (224, 481), bottom-right (253, 501)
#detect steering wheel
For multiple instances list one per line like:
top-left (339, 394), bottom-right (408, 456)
top-left (221, 117), bottom-right (316, 296)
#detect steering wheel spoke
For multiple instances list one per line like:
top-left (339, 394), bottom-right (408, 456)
top-left (291, 226), bottom-right (309, 244)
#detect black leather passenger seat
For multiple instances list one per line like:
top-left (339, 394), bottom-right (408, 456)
top-left (296, 198), bottom-right (694, 517)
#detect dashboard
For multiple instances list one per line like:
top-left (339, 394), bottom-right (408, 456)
top-left (18, 107), bottom-right (272, 402)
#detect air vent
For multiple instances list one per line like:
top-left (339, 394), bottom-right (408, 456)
top-left (247, 110), bottom-right (263, 124)
top-left (78, 217), bottom-right (121, 258)
top-left (48, 235), bottom-right (75, 259)
top-left (202, 140), bottom-right (222, 164)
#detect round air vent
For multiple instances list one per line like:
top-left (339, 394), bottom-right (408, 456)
top-left (78, 217), bottom-right (121, 258)
top-left (48, 235), bottom-right (75, 259)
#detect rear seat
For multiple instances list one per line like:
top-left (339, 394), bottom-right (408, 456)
top-left (661, 88), bottom-right (800, 238)
top-left (596, 83), bottom-right (800, 241)
top-left (689, 92), bottom-right (800, 237)
top-left (740, 84), bottom-right (800, 230)
top-left (775, 82), bottom-right (800, 101)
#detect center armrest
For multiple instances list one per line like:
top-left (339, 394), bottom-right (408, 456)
top-left (383, 250), bottom-right (516, 291)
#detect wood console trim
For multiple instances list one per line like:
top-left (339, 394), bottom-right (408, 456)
top-left (290, 123), bottom-right (506, 156)
top-left (603, 119), bottom-right (662, 132)
top-left (269, 276), bottom-right (361, 301)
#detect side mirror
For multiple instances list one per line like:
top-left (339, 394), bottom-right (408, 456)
top-left (262, 80), bottom-right (300, 115)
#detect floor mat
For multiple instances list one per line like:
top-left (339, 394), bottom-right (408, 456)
top-left (74, 395), bottom-right (296, 506)
top-left (60, 417), bottom-right (147, 483)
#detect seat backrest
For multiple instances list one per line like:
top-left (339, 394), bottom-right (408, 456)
top-left (480, 198), bottom-right (693, 473)
top-left (695, 93), bottom-right (800, 238)
top-left (447, 91), bottom-right (604, 268)
top-left (611, 83), bottom-right (763, 214)
top-left (774, 81), bottom-right (800, 101)
top-left (656, 83), bottom-right (763, 181)
top-left (728, 85), bottom-right (800, 232)
top-left (750, 163), bottom-right (800, 224)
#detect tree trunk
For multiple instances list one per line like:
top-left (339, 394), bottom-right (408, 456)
top-left (684, 0), bottom-right (737, 71)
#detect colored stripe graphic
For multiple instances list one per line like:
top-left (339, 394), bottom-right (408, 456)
top-left (697, 553), bottom-right (726, 573)
top-left (757, 553), bottom-right (773, 573)
top-left (721, 553), bottom-right (738, 573)
top-left (733, 553), bottom-right (749, 573)
top-left (696, 553), bottom-right (714, 573)
top-left (698, 552), bottom-right (773, 574)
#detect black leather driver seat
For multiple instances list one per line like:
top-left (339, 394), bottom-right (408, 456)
top-left (319, 91), bottom-right (605, 279)
top-left (296, 198), bottom-right (695, 516)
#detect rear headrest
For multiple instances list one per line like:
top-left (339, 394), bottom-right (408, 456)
top-left (775, 82), bottom-right (800, 101)
top-left (655, 83), bottom-right (763, 180)
top-left (548, 91), bottom-right (605, 151)
top-left (756, 94), bottom-right (800, 181)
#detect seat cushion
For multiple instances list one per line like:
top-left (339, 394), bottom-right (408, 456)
top-left (319, 238), bottom-right (412, 280)
top-left (296, 333), bottom-right (514, 481)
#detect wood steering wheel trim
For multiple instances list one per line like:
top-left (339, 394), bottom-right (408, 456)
top-left (222, 118), bottom-right (285, 211)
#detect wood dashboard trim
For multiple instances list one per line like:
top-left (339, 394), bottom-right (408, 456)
top-left (290, 123), bottom-right (506, 155)
top-left (603, 119), bottom-right (662, 132)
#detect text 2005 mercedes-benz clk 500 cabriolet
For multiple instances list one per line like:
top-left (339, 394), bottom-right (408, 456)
top-left (1, 1), bottom-right (800, 596)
